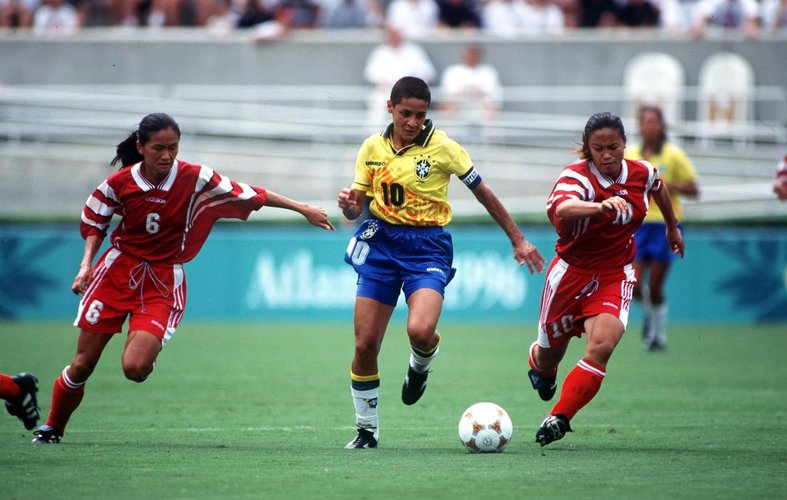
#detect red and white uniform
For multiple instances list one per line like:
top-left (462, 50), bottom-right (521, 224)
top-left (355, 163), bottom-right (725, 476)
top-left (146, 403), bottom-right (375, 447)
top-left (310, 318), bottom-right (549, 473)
top-left (537, 159), bottom-right (662, 347)
top-left (75, 160), bottom-right (267, 344)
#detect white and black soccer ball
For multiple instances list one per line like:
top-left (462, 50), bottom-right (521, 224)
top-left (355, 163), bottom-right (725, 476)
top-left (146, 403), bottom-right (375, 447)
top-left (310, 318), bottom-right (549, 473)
top-left (458, 402), bottom-right (513, 453)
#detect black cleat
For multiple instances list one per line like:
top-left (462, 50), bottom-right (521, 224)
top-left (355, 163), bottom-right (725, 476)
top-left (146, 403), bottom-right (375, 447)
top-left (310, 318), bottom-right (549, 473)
top-left (345, 429), bottom-right (378, 449)
top-left (528, 369), bottom-right (557, 402)
top-left (32, 425), bottom-right (63, 444)
top-left (5, 372), bottom-right (40, 430)
top-left (401, 366), bottom-right (429, 405)
top-left (535, 414), bottom-right (571, 447)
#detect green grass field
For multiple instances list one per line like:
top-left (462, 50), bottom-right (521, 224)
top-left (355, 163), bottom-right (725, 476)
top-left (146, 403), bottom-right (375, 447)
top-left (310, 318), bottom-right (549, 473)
top-left (1, 320), bottom-right (785, 499)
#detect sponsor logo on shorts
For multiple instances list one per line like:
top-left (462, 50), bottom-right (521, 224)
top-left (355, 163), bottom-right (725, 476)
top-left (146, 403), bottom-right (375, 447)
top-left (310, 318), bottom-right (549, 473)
top-left (151, 320), bottom-right (166, 332)
top-left (426, 267), bottom-right (444, 275)
top-left (602, 301), bottom-right (619, 310)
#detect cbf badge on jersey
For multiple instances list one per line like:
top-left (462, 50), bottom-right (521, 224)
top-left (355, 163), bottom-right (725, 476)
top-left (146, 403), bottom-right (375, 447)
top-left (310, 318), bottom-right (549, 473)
top-left (414, 156), bottom-right (432, 182)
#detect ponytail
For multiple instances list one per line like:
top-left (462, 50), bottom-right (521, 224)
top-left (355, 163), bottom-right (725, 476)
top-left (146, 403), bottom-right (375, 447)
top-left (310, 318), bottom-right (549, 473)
top-left (112, 132), bottom-right (142, 168)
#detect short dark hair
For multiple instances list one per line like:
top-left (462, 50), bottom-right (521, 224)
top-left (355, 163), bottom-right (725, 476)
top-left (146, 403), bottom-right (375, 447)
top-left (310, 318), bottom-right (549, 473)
top-left (577, 112), bottom-right (626, 160)
top-left (390, 76), bottom-right (431, 106)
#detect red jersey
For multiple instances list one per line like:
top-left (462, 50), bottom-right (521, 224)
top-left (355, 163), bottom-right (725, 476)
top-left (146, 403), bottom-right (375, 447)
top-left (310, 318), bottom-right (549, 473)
top-left (546, 159), bottom-right (662, 270)
top-left (80, 160), bottom-right (267, 264)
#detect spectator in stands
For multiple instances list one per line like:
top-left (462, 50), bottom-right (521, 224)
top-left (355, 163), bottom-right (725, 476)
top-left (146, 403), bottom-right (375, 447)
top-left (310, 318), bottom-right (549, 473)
top-left (439, 44), bottom-right (502, 129)
top-left (205, 0), bottom-right (239, 33)
top-left (363, 26), bottom-right (436, 129)
top-left (32, 0), bottom-right (79, 33)
top-left (692, 0), bottom-right (759, 38)
top-left (276, 0), bottom-right (320, 28)
top-left (481, 0), bottom-right (529, 37)
top-left (761, 0), bottom-right (787, 32)
top-left (436, 0), bottom-right (481, 29)
top-left (775, 155), bottom-right (787, 201)
top-left (0, 0), bottom-right (37, 27)
top-left (577, 0), bottom-right (617, 27)
top-left (385, 0), bottom-right (439, 39)
top-left (520, 0), bottom-right (565, 35)
top-left (236, 0), bottom-right (273, 27)
top-left (627, 105), bottom-right (699, 352)
top-left (658, 0), bottom-right (702, 34)
top-left (615, 0), bottom-right (659, 27)
top-left (322, 0), bottom-right (381, 28)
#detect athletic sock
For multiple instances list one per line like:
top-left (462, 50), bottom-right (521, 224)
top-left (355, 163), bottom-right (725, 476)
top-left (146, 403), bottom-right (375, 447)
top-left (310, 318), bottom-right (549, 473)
top-left (550, 358), bottom-right (606, 421)
top-left (350, 372), bottom-right (380, 441)
top-left (0, 373), bottom-right (22, 401)
top-left (46, 366), bottom-right (86, 432)
top-left (651, 303), bottom-right (668, 345)
top-left (528, 341), bottom-right (557, 378)
top-left (409, 342), bottom-right (439, 374)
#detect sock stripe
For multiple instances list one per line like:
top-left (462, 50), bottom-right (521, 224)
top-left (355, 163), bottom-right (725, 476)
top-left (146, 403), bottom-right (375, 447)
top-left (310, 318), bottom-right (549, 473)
top-left (577, 359), bottom-right (606, 378)
top-left (61, 366), bottom-right (86, 389)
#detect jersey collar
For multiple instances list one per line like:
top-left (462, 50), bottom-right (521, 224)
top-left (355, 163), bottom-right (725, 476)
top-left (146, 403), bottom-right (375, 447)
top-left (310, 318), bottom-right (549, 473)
top-left (382, 119), bottom-right (436, 155)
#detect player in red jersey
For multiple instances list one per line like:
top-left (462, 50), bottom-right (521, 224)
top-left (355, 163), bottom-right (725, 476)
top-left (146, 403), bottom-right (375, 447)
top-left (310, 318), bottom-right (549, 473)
top-left (527, 112), bottom-right (684, 446)
top-left (33, 113), bottom-right (334, 444)
top-left (774, 155), bottom-right (787, 201)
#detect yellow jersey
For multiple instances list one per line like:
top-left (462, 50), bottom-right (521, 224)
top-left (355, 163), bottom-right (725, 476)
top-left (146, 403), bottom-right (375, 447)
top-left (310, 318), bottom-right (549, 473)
top-left (351, 120), bottom-right (480, 226)
top-left (626, 142), bottom-right (697, 222)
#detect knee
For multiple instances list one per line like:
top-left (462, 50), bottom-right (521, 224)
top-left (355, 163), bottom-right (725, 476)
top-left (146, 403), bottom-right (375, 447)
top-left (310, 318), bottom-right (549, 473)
top-left (122, 360), bottom-right (153, 383)
top-left (354, 336), bottom-right (381, 361)
top-left (406, 325), bottom-right (438, 351)
top-left (69, 355), bottom-right (100, 383)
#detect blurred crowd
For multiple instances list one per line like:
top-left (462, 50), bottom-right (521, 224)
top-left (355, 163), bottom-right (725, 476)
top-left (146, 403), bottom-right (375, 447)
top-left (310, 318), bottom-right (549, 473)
top-left (1, 0), bottom-right (785, 37)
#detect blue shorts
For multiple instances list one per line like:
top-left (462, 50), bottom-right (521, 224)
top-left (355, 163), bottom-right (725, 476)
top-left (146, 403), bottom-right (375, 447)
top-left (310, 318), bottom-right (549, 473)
top-left (344, 219), bottom-right (457, 306)
top-left (634, 222), bottom-right (682, 263)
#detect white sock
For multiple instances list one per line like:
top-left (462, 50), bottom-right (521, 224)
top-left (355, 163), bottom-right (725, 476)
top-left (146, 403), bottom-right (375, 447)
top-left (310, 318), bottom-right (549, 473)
top-left (652, 303), bottom-right (668, 344)
top-left (351, 386), bottom-right (379, 440)
top-left (409, 345), bottom-right (439, 374)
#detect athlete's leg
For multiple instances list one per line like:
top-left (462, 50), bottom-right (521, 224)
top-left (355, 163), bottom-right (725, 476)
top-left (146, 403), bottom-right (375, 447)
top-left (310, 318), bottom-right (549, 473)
top-left (647, 260), bottom-right (672, 349)
top-left (404, 288), bottom-right (443, 354)
top-left (550, 313), bottom-right (623, 420)
top-left (39, 330), bottom-right (114, 439)
top-left (121, 330), bottom-right (163, 382)
top-left (346, 296), bottom-right (395, 448)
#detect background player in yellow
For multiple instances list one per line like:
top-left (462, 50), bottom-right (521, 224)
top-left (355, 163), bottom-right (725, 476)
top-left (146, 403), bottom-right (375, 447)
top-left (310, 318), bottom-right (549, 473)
top-left (337, 76), bottom-right (546, 449)
top-left (626, 105), bottom-right (699, 351)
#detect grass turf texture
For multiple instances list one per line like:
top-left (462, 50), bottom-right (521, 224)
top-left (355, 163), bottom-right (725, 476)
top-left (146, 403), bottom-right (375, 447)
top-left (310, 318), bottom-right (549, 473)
top-left (1, 321), bottom-right (785, 499)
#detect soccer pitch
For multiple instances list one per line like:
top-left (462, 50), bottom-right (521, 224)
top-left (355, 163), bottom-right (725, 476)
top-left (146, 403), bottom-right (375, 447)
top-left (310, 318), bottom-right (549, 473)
top-left (1, 320), bottom-right (785, 499)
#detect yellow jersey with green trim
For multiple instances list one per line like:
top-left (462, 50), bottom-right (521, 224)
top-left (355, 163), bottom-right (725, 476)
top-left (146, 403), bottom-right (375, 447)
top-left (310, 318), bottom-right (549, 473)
top-left (351, 120), bottom-right (481, 226)
top-left (626, 142), bottom-right (697, 222)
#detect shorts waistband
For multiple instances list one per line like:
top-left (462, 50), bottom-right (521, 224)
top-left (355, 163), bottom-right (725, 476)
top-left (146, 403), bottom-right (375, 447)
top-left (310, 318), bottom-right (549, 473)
top-left (368, 218), bottom-right (445, 233)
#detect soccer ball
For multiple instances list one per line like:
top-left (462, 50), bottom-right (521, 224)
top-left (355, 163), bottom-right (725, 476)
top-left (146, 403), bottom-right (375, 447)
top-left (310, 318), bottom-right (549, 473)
top-left (458, 402), bottom-right (513, 453)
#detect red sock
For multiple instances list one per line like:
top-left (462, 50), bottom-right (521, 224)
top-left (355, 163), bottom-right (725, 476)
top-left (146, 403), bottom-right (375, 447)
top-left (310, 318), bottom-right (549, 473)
top-left (46, 369), bottom-right (86, 432)
top-left (528, 342), bottom-right (557, 378)
top-left (550, 358), bottom-right (606, 421)
top-left (0, 373), bottom-right (22, 401)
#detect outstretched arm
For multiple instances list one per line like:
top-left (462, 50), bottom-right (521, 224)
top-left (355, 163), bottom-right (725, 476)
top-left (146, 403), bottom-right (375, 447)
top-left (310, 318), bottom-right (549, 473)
top-left (472, 181), bottom-right (546, 274)
top-left (264, 191), bottom-right (335, 231)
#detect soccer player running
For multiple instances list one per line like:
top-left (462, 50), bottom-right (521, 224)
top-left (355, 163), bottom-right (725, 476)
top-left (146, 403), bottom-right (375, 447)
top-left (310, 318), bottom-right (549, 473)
top-left (337, 76), bottom-right (546, 449)
top-left (33, 113), bottom-right (334, 444)
top-left (627, 105), bottom-right (699, 351)
top-left (528, 112), bottom-right (684, 447)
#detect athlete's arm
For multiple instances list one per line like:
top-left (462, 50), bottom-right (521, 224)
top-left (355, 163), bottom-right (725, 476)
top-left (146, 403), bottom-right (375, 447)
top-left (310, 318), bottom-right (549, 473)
top-left (72, 234), bottom-right (104, 294)
top-left (555, 196), bottom-right (628, 220)
top-left (652, 185), bottom-right (685, 257)
top-left (265, 191), bottom-right (335, 231)
top-left (471, 181), bottom-right (546, 273)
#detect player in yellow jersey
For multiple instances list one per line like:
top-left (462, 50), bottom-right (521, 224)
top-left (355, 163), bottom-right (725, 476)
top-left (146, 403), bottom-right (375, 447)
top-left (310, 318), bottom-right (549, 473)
top-left (626, 105), bottom-right (699, 351)
top-left (337, 76), bottom-right (546, 449)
